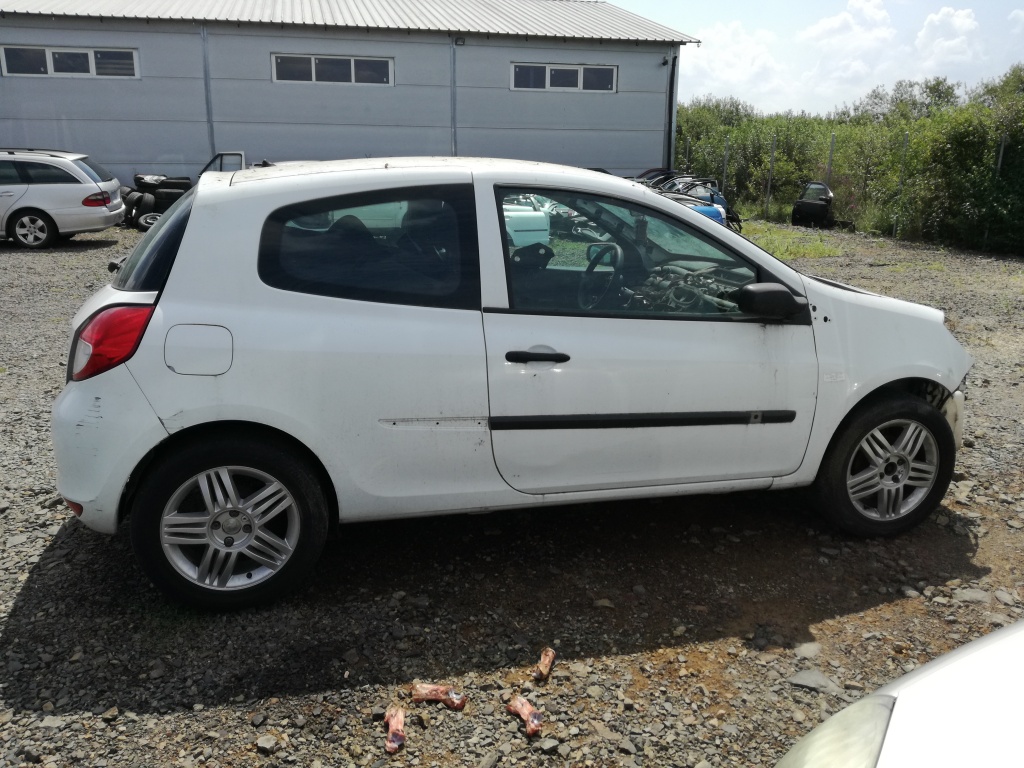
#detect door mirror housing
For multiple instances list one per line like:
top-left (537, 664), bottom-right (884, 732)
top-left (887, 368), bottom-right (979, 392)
top-left (736, 283), bottom-right (808, 320)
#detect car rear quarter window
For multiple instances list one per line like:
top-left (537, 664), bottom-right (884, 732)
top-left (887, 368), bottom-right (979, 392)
top-left (20, 161), bottom-right (80, 184)
top-left (113, 188), bottom-right (195, 292)
top-left (73, 158), bottom-right (114, 183)
top-left (258, 184), bottom-right (480, 310)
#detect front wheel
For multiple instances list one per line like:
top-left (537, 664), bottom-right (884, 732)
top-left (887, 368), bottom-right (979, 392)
top-left (814, 395), bottom-right (955, 537)
top-left (130, 437), bottom-right (329, 609)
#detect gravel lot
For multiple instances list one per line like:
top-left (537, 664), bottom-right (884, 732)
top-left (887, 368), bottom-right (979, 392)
top-left (1, 225), bottom-right (1022, 768)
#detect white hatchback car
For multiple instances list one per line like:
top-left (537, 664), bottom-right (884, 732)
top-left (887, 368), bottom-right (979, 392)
top-left (51, 158), bottom-right (971, 608)
top-left (0, 148), bottom-right (124, 248)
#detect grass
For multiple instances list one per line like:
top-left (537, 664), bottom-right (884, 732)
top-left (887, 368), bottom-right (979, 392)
top-left (741, 221), bottom-right (842, 261)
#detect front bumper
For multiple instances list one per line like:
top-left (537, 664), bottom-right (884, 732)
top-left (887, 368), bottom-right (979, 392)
top-left (942, 389), bottom-right (966, 447)
top-left (51, 365), bottom-right (168, 534)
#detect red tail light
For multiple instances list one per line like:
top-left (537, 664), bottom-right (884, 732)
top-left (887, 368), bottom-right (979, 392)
top-left (82, 191), bottom-right (112, 207)
top-left (71, 305), bottom-right (155, 381)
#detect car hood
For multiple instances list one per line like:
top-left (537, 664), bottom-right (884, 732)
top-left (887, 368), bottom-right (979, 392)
top-left (874, 621), bottom-right (1024, 767)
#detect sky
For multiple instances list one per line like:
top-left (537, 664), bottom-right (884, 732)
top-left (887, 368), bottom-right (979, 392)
top-left (611, 0), bottom-right (1024, 115)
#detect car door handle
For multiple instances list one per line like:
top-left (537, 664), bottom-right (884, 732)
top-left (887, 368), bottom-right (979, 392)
top-left (505, 351), bottom-right (570, 364)
top-left (0, 192), bottom-right (15, 197)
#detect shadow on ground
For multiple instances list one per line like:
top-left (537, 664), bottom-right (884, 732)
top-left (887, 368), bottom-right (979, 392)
top-left (0, 492), bottom-right (984, 716)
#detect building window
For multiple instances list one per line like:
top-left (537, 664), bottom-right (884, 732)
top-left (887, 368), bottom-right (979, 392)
top-left (0, 46), bottom-right (137, 77)
top-left (273, 54), bottom-right (393, 85)
top-left (511, 63), bottom-right (617, 92)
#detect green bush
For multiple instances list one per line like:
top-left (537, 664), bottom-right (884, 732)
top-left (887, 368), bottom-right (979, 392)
top-left (676, 66), bottom-right (1024, 253)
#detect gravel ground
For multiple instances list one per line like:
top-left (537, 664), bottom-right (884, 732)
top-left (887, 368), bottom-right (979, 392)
top-left (1, 225), bottom-right (1022, 768)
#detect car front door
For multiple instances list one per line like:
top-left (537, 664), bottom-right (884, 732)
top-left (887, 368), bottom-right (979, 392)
top-left (481, 186), bottom-right (818, 494)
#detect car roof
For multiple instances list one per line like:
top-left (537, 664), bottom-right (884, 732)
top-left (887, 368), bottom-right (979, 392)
top-left (226, 156), bottom-right (615, 187)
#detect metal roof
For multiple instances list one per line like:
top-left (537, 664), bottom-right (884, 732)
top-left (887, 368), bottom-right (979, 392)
top-left (0, 0), bottom-right (697, 44)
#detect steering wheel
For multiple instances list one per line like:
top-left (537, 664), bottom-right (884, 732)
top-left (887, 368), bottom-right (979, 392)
top-left (577, 244), bottom-right (625, 310)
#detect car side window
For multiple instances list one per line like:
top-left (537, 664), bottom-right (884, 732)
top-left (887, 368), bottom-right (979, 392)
top-left (18, 161), bottom-right (80, 184)
top-left (259, 184), bottom-right (480, 310)
top-left (0, 161), bottom-right (20, 184)
top-left (497, 187), bottom-right (757, 318)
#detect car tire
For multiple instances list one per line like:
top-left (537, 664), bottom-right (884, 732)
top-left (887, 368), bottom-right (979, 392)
top-left (136, 212), bottom-right (161, 232)
top-left (136, 193), bottom-right (156, 216)
top-left (129, 436), bottom-right (330, 609)
top-left (814, 394), bottom-right (955, 537)
top-left (8, 210), bottom-right (58, 249)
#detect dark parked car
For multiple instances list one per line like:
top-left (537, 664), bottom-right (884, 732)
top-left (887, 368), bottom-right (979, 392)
top-left (792, 181), bottom-right (835, 228)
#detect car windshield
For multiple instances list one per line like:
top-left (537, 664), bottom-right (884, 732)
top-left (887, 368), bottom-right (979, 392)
top-left (73, 158), bottom-right (115, 183)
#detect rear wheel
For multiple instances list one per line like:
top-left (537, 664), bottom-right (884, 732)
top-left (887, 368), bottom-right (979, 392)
top-left (9, 210), bottom-right (57, 248)
top-left (130, 436), bottom-right (329, 609)
top-left (815, 395), bottom-right (955, 537)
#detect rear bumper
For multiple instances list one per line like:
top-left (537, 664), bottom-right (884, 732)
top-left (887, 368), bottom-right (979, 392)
top-left (51, 365), bottom-right (168, 534)
top-left (54, 202), bottom-right (125, 234)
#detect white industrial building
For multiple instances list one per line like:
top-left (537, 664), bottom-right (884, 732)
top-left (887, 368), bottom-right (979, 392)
top-left (0, 0), bottom-right (697, 179)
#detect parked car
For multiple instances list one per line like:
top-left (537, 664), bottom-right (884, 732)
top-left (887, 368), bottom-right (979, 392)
top-left (664, 179), bottom-right (742, 231)
top-left (0, 148), bottom-right (124, 248)
top-left (792, 181), bottom-right (835, 228)
top-left (776, 620), bottom-right (1024, 768)
top-left (659, 191), bottom-right (728, 226)
top-left (52, 157), bottom-right (971, 608)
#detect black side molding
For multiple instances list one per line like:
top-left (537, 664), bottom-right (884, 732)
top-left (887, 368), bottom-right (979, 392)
top-left (490, 411), bottom-right (796, 431)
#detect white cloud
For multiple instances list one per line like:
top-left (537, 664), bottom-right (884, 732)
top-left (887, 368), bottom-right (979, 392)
top-left (797, 0), bottom-right (897, 55)
top-left (915, 8), bottom-right (981, 65)
top-left (679, 21), bottom-right (789, 109)
top-left (1010, 9), bottom-right (1024, 33)
top-left (848, 0), bottom-right (891, 25)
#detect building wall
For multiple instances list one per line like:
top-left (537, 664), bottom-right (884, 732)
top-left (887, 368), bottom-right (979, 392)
top-left (0, 15), bottom-right (678, 181)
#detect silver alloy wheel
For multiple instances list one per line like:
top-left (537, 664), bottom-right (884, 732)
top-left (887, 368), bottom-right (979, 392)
top-left (14, 215), bottom-right (50, 246)
top-left (159, 465), bottom-right (301, 591)
top-left (845, 418), bottom-right (939, 521)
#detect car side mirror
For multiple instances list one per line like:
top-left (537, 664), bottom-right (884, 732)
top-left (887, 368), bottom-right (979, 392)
top-left (736, 283), bottom-right (808, 319)
top-left (819, 196), bottom-right (831, 203)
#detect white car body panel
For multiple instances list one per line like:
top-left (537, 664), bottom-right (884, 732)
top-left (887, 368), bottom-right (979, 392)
top-left (771, 277), bottom-right (973, 489)
top-left (0, 182), bottom-right (28, 221)
top-left (873, 622), bottom-right (1024, 768)
top-left (482, 312), bottom-right (817, 492)
top-left (51, 157), bottom-right (973, 535)
top-left (51, 364), bottom-right (169, 534)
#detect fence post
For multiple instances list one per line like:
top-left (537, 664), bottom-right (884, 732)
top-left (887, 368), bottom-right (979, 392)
top-left (983, 133), bottom-right (1008, 250)
top-left (825, 132), bottom-right (836, 186)
top-left (765, 135), bottom-right (776, 220)
top-left (722, 135), bottom-right (730, 196)
top-left (893, 131), bottom-right (909, 238)
top-left (684, 137), bottom-right (690, 171)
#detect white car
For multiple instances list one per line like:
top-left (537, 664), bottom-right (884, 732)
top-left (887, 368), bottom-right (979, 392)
top-left (0, 148), bottom-right (124, 247)
top-left (51, 157), bottom-right (971, 608)
top-left (776, 620), bottom-right (1024, 767)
